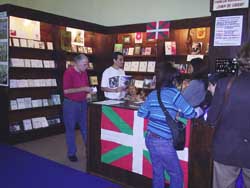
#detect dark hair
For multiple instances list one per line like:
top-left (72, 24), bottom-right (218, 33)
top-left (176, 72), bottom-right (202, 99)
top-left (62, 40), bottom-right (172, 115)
top-left (112, 52), bottom-right (123, 60)
top-left (190, 58), bottom-right (208, 79)
top-left (155, 62), bottom-right (179, 89)
top-left (237, 43), bottom-right (250, 72)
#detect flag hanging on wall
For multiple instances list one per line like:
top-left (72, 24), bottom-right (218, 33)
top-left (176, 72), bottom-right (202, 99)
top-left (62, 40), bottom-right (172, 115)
top-left (146, 21), bottom-right (170, 40)
top-left (100, 106), bottom-right (190, 188)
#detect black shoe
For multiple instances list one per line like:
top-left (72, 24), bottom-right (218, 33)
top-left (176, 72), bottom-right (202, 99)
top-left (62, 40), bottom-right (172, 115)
top-left (68, 155), bottom-right (78, 162)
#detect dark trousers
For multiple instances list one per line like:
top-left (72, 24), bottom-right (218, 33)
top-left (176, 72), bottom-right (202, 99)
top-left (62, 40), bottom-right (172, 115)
top-left (63, 98), bottom-right (87, 156)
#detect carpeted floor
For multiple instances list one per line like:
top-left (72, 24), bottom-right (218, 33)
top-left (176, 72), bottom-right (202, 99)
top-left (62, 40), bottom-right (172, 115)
top-left (0, 142), bottom-right (121, 188)
top-left (15, 130), bottom-right (86, 172)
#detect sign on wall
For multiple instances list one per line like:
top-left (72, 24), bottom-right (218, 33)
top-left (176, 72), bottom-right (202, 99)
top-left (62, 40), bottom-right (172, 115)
top-left (214, 15), bottom-right (243, 46)
top-left (0, 12), bottom-right (8, 87)
top-left (213, 0), bottom-right (249, 11)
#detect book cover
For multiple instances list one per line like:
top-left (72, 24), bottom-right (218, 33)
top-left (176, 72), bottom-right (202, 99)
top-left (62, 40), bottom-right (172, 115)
top-left (60, 30), bottom-right (72, 52)
top-left (42, 99), bottom-right (49, 106)
top-left (87, 47), bottom-right (93, 54)
top-left (135, 32), bottom-right (143, 44)
top-left (46, 42), bottom-right (53, 50)
top-left (20, 38), bottom-right (28, 48)
top-left (88, 62), bottom-right (94, 70)
top-left (34, 41), bottom-right (40, 49)
top-left (51, 94), bottom-right (61, 105)
top-left (27, 39), bottom-right (35, 48)
top-left (138, 61), bottom-right (148, 72)
top-left (114, 43), bottom-right (123, 53)
top-left (123, 61), bottom-right (132, 72)
top-left (23, 119), bottom-right (32, 131)
top-left (144, 47), bottom-right (152, 55)
top-left (89, 76), bottom-right (98, 85)
top-left (24, 59), bottom-right (31, 67)
top-left (39, 41), bottom-right (45, 49)
top-left (128, 47), bottom-right (134, 56)
top-left (24, 97), bottom-right (32, 109)
top-left (130, 61), bottom-right (140, 72)
top-left (134, 46), bottom-right (141, 55)
top-left (119, 75), bottom-right (132, 88)
top-left (12, 38), bottom-right (20, 47)
top-left (134, 80), bottom-right (144, 88)
top-left (143, 79), bottom-right (153, 89)
top-left (10, 100), bottom-right (18, 110)
top-left (122, 48), bottom-right (129, 55)
top-left (17, 97), bottom-right (26, 109)
top-left (165, 41), bottom-right (176, 55)
top-left (147, 61), bottom-right (156, 72)
top-left (9, 122), bottom-right (22, 133)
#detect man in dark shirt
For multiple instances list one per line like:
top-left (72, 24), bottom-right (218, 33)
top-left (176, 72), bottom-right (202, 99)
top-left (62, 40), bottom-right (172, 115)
top-left (207, 44), bottom-right (250, 188)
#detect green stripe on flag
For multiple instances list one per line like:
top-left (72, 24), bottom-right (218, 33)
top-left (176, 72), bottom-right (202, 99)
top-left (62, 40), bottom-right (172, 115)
top-left (101, 145), bottom-right (132, 164)
top-left (102, 106), bottom-right (133, 135)
top-left (143, 150), bottom-right (151, 163)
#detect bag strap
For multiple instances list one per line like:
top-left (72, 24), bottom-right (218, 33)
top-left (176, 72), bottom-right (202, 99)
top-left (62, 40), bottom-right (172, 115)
top-left (157, 89), bottom-right (178, 132)
top-left (213, 76), bottom-right (236, 127)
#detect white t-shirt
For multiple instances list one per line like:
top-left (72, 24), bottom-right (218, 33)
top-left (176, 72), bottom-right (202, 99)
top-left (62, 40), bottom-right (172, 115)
top-left (101, 66), bottom-right (126, 99)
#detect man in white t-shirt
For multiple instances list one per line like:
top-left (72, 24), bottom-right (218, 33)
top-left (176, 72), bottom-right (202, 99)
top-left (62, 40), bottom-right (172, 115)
top-left (101, 52), bottom-right (126, 99)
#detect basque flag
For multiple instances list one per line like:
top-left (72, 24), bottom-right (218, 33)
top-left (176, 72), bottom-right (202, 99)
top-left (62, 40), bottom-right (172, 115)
top-left (146, 21), bottom-right (170, 40)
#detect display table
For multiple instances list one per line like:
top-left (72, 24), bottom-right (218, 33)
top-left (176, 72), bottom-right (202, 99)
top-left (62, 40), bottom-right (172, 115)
top-left (87, 101), bottom-right (214, 188)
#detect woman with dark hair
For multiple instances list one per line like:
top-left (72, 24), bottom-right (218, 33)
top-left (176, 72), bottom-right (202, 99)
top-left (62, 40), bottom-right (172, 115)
top-left (137, 62), bottom-right (202, 188)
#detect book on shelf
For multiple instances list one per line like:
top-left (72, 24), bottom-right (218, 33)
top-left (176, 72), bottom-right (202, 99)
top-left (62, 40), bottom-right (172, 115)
top-left (47, 116), bottom-right (61, 126)
top-left (143, 79), bottom-right (155, 89)
top-left (60, 30), bottom-right (72, 52)
top-left (124, 61), bottom-right (132, 72)
top-left (83, 47), bottom-right (88, 54)
top-left (134, 80), bottom-right (144, 88)
top-left (16, 98), bottom-right (26, 109)
top-left (165, 41), bottom-right (176, 55)
top-left (9, 122), bottom-right (22, 133)
top-left (34, 41), bottom-right (40, 49)
top-left (128, 47), bottom-right (134, 56)
top-left (46, 42), bottom-right (53, 50)
top-left (27, 39), bottom-right (35, 48)
top-left (114, 43), bottom-right (123, 53)
top-left (134, 46), bottom-right (141, 55)
top-left (12, 38), bottom-right (20, 47)
top-left (122, 48), bottom-right (129, 55)
top-left (10, 100), bottom-right (18, 110)
top-left (138, 61), bottom-right (148, 72)
top-left (24, 97), bottom-right (32, 109)
top-left (32, 117), bottom-right (48, 129)
top-left (23, 119), bottom-right (33, 131)
top-left (51, 94), bottom-right (61, 105)
top-left (32, 99), bottom-right (43, 108)
top-left (20, 38), bottom-right (28, 48)
top-left (9, 39), bottom-right (12, 47)
top-left (42, 99), bottom-right (49, 107)
top-left (24, 59), bottom-right (31, 67)
top-left (89, 76), bottom-right (98, 85)
top-left (87, 47), bottom-right (93, 54)
top-left (31, 59), bottom-right (43, 68)
top-left (78, 46), bottom-right (84, 53)
top-left (43, 60), bottom-right (55, 68)
top-left (130, 61), bottom-right (140, 72)
top-left (88, 62), bottom-right (94, 70)
top-left (39, 41), bottom-right (45, 49)
top-left (11, 58), bottom-right (24, 67)
top-left (144, 47), bottom-right (152, 55)
top-left (147, 61), bottom-right (156, 72)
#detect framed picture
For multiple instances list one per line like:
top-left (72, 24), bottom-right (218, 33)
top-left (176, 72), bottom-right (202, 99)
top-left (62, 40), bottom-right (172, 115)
top-left (123, 35), bottom-right (131, 44)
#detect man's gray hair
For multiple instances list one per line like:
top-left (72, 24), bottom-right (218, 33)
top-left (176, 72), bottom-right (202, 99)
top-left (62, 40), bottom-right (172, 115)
top-left (73, 54), bottom-right (88, 63)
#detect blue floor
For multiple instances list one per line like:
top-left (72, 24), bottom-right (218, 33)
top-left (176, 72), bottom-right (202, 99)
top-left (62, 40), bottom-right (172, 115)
top-left (0, 144), bottom-right (121, 188)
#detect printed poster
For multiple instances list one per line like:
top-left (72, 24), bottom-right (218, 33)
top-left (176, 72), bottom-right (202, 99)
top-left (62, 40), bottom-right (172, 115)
top-left (213, 0), bottom-right (249, 11)
top-left (214, 16), bottom-right (243, 46)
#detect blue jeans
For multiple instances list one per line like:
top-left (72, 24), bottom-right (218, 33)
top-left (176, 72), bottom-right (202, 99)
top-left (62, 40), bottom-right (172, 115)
top-left (145, 132), bottom-right (183, 188)
top-left (63, 98), bottom-right (87, 156)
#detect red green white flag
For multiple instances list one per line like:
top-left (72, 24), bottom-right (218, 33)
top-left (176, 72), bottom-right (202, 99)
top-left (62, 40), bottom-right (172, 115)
top-left (146, 21), bottom-right (170, 40)
top-left (101, 106), bottom-right (190, 188)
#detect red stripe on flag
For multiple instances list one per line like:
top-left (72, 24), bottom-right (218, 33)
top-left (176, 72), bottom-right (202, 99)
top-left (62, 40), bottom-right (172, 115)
top-left (146, 32), bottom-right (156, 40)
top-left (159, 21), bottom-right (170, 29)
top-left (146, 22), bottom-right (156, 31)
top-left (185, 120), bottom-right (191, 148)
top-left (142, 155), bottom-right (152, 178)
top-left (111, 153), bottom-right (132, 172)
top-left (180, 160), bottom-right (189, 188)
top-left (158, 31), bottom-right (169, 40)
top-left (101, 140), bottom-right (120, 154)
top-left (112, 107), bottom-right (134, 130)
top-left (101, 112), bottom-right (121, 132)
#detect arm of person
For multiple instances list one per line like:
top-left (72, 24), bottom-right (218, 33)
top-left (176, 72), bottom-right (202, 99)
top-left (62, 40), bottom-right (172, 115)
top-left (137, 93), bottom-right (151, 118)
top-left (64, 86), bottom-right (92, 94)
top-left (173, 89), bottom-right (197, 119)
